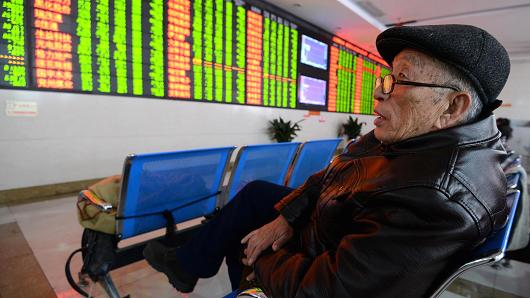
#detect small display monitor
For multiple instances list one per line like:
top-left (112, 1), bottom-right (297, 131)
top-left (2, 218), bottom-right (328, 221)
top-left (299, 75), bottom-right (327, 106)
top-left (300, 35), bottom-right (329, 70)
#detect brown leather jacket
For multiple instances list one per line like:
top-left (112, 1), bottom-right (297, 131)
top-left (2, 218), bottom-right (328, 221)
top-left (255, 116), bottom-right (508, 298)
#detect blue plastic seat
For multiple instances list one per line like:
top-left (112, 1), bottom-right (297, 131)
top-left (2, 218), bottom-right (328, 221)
top-left (502, 153), bottom-right (522, 171)
top-left (506, 172), bottom-right (521, 189)
top-left (116, 147), bottom-right (235, 239)
top-left (342, 138), bottom-right (357, 153)
top-left (223, 290), bottom-right (241, 298)
top-left (428, 189), bottom-right (521, 298)
top-left (225, 142), bottom-right (301, 203)
top-left (285, 138), bottom-right (342, 188)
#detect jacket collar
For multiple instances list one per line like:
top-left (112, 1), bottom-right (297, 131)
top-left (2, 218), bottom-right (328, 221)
top-left (357, 115), bottom-right (501, 154)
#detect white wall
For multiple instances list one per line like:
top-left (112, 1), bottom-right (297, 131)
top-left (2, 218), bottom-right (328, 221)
top-left (0, 89), bottom-right (375, 190)
top-left (496, 60), bottom-right (530, 120)
top-left (495, 59), bottom-right (530, 170)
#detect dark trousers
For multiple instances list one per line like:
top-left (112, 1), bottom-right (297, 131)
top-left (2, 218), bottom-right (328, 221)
top-left (175, 180), bottom-right (294, 289)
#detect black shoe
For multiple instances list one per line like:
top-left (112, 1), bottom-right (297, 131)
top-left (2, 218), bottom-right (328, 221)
top-left (143, 241), bottom-right (198, 293)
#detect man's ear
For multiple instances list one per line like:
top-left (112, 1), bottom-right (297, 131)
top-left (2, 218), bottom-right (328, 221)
top-left (436, 92), bottom-right (472, 129)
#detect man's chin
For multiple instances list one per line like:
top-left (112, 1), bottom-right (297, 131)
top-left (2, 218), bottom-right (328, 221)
top-left (374, 128), bottom-right (385, 142)
top-left (374, 128), bottom-right (394, 144)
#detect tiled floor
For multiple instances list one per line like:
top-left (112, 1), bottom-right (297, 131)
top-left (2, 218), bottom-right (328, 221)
top-left (1, 196), bottom-right (231, 298)
top-left (0, 222), bottom-right (56, 297)
top-left (1, 196), bottom-right (529, 298)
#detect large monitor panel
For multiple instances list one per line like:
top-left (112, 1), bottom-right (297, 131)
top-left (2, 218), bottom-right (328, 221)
top-left (299, 75), bottom-right (326, 106)
top-left (300, 34), bottom-right (328, 70)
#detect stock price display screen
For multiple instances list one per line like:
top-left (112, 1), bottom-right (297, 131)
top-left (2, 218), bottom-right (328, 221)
top-left (30, 0), bottom-right (181, 96)
top-left (328, 36), bottom-right (390, 114)
top-left (23, 0), bottom-right (300, 104)
top-left (1, 0), bottom-right (28, 87)
top-left (0, 0), bottom-right (389, 115)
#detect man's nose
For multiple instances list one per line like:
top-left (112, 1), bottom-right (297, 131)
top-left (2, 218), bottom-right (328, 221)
top-left (374, 83), bottom-right (387, 102)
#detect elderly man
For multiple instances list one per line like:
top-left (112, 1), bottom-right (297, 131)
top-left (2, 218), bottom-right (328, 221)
top-left (144, 24), bottom-right (510, 297)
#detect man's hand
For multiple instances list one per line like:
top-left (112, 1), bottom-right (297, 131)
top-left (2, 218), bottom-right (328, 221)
top-left (241, 215), bottom-right (293, 267)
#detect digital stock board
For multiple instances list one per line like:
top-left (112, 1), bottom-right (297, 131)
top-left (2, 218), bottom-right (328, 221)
top-left (0, 0), bottom-right (390, 115)
top-left (1, 0), bottom-right (28, 88)
top-left (328, 36), bottom-right (391, 114)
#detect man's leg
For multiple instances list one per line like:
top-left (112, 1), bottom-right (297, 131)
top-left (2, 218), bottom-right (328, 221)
top-left (177, 180), bottom-right (293, 277)
top-left (144, 180), bottom-right (293, 291)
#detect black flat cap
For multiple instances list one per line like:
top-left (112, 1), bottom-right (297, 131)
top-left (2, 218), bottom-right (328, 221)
top-left (376, 24), bottom-right (510, 113)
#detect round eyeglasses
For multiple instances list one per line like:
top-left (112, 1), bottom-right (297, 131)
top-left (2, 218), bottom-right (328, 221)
top-left (375, 74), bottom-right (459, 95)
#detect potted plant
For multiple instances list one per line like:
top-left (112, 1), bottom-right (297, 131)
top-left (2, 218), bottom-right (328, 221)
top-left (268, 117), bottom-right (303, 142)
top-left (339, 116), bottom-right (366, 141)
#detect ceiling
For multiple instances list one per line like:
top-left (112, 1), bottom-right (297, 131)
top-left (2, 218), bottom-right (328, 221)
top-left (265, 0), bottom-right (530, 61)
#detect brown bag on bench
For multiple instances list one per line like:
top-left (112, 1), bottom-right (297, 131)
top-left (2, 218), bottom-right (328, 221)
top-left (76, 175), bottom-right (121, 235)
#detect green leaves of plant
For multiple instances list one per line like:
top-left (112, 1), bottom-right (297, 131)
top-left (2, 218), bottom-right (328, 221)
top-left (340, 116), bottom-right (365, 140)
top-left (268, 117), bottom-right (303, 142)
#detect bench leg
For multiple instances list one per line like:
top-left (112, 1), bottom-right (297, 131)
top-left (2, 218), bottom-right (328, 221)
top-left (99, 274), bottom-right (122, 298)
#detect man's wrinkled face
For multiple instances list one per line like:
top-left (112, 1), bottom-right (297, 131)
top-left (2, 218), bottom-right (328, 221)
top-left (373, 49), bottom-right (451, 144)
